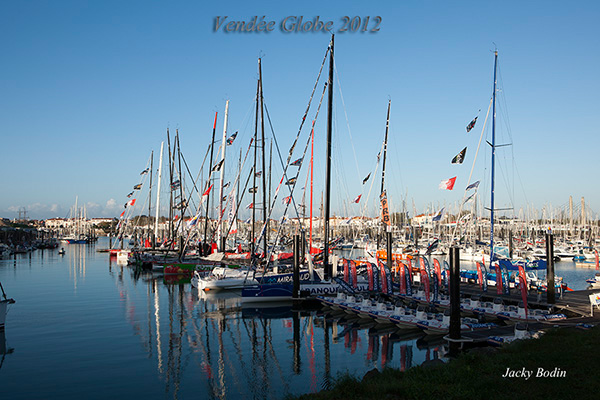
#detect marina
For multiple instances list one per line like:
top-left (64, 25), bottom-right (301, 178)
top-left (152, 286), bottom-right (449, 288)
top-left (2, 1), bottom-right (600, 399)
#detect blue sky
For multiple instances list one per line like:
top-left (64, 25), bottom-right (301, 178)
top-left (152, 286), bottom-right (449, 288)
top-left (1, 0), bottom-right (599, 221)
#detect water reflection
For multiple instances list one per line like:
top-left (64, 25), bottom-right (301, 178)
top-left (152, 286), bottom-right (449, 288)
top-left (0, 329), bottom-right (15, 371)
top-left (109, 264), bottom-right (449, 399)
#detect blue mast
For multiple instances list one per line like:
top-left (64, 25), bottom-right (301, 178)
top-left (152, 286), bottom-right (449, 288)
top-left (490, 50), bottom-right (498, 269)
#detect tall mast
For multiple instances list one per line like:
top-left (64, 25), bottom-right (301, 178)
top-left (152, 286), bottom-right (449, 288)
top-left (380, 100), bottom-right (391, 195)
top-left (218, 100), bottom-right (229, 251)
top-left (489, 50), bottom-right (498, 266)
top-left (166, 128), bottom-right (174, 243)
top-left (148, 150), bottom-right (153, 245)
top-left (154, 142), bottom-right (164, 244)
top-left (203, 113), bottom-right (217, 254)
top-left (251, 67), bottom-right (259, 260)
top-left (176, 130), bottom-right (185, 256)
top-left (323, 34), bottom-right (334, 280)
top-left (259, 58), bottom-right (268, 255)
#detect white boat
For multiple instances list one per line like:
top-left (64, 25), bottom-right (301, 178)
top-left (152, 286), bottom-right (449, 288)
top-left (416, 309), bottom-right (496, 335)
top-left (193, 267), bottom-right (258, 291)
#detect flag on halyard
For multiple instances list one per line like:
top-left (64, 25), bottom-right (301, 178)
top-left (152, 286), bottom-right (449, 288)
top-left (466, 180), bottom-right (480, 191)
top-left (211, 159), bottom-right (224, 172)
top-left (140, 168), bottom-right (149, 175)
top-left (133, 184), bottom-right (142, 190)
top-left (126, 191), bottom-right (134, 198)
top-left (451, 147), bottom-right (467, 164)
top-left (462, 193), bottom-right (476, 205)
top-left (282, 196), bottom-right (292, 205)
top-left (170, 180), bottom-right (181, 190)
top-left (432, 207), bottom-right (445, 222)
top-left (285, 177), bottom-right (297, 185)
top-left (120, 210), bottom-right (125, 217)
top-left (291, 158), bottom-right (303, 167)
top-left (223, 182), bottom-right (230, 189)
top-left (353, 194), bottom-right (362, 204)
top-left (439, 177), bottom-right (457, 190)
top-left (226, 131), bottom-right (238, 145)
top-left (248, 186), bottom-right (258, 193)
top-left (128, 199), bottom-right (136, 207)
top-left (201, 184), bottom-right (213, 203)
top-left (362, 173), bottom-right (371, 185)
top-left (255, 171), bottom-right (262, 177)
top-left (466, 116), bottom-right (478, 132)
top-left (246, 202), bottom-right (253, 209)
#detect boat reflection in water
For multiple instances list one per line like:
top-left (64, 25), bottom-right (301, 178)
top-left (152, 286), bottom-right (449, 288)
top-left (0, 329), bottom-right (15, 371)
top-left (113, 266), bottom-right (448, 398)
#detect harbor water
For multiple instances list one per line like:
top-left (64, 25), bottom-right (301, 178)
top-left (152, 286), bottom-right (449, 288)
top-left (0, 238), bottom-right (595, 399)
top-left (0, 238), bottom-right (437, 399)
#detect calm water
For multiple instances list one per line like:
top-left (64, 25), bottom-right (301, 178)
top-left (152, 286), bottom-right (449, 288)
top-left (0, 238), bottom-right (451, 400)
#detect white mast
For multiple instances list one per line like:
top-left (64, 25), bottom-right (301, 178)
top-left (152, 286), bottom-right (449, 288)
top-left (217, 100), bottom-right (229, 249)
top-left (155, 141), bottom-right (164, 242)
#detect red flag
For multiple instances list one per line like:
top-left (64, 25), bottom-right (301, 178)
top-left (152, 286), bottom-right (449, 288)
top-left (201, 184), bottom-right (213, 203)
top-left (120, 210), bottom-right (125, 217)
top-left (128, 199), bottom-right (136, 207)
top-left (379, 260), bottom-right (388, 293)
top-left (352, 194), bottom-right (362, 204)
top-left (518, 265), bottom-right (528, 319)
top-left (438, 177), bottom-right (457, 190)
top-left (495, 263), bottom-right (503, 294)
top-left (433, 259), bottom-right (442, 286)
top-left (246, 202), bottom-right (253, 209)
top-left (476, 262), bottom-right (483, 290)
top-left (399, 262), bottom-right (406, 295)
top-left (350, 260), bottom-right (358, 289)
top-left (343, 259), bottom-right (349, 283)
top-left (419, 258), bottom-right (430, 302)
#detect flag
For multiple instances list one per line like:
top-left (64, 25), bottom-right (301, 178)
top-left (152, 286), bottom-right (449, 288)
top-left (246, 202), bottom-right (253, 209)
top-left (126, 191), bottom-right (134, 198)
top-left (211, 159), bottom-right (224, 172)
top-left (451, 147), bottom-right (467, 164)
top-left (362, 173), bottom-right (371, 185)
top-left (352, 194), bottom-right (362, 204)
top-left (248, 186), bottom-right (258, 193)
top-left (128, 199), bottom-right (136, 207)
top-left (518, 264), bottom-right (529, 319)
top-left (462, 193), bottom-right (476, 205)
top-left (228, 188), bottom-right (238, 234)
top-left (171, 180), bottom-right (181, 190)
top-left (226, 131), bottom-right (238, 145)
top-left (175, 200), bottom-right (187, 209)
top-left (255, 171), bottom-right (262, 177)
top-left (466, 116), bottom-right (478, 132)
top-left (282, 196), bottom-right (292, 205)
top-left (439, 177), bottom-right (457, 190)
top-left (466, 180), bottom-right (480, 191)
top-left (140, 168), bottom-right (149, 175)
top-left (222, 196), bottom-right (227, 202)
top-left (380, 191), bottom-right (391, 226)
top-left (187, 215), bottom-right (199, 227)
top-left (377, 151), bottom-right (381, 162)
top-left (285, 177), bottom-right (297, 185)
top-left (120, 210), bottom-right (125, 217)
top-left (133, 184), bottom-right (142, 190)
top-left (223, 182), bottom-right (230, 189)
top-left (291, 158), bottom-right (303, 167)
top-left (201, 184), bottom-right (213, 203)
top-left (432, 207), bottom-right (445, 222)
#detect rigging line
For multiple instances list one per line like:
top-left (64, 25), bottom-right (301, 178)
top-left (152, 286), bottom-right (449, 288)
top-left (210, 135), bottom-right (256, 243)
top-left (451, 96), bottom-right (493, 242)
top-left (260, 82), bottom-right (328, 254)
top-left (333, 59), bottom-right (361, 180)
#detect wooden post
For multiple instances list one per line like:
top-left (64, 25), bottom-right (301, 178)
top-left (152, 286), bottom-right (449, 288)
top-left (449, 247), bottom-right (461, 340)
top-left (293, 234), bottom-right (300, 299)
top-left (546, 233), bottom-right (555, 304)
